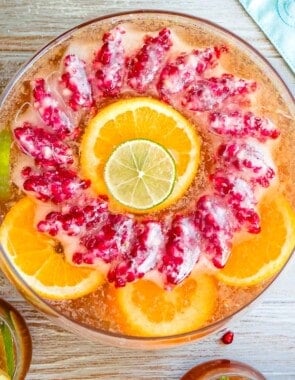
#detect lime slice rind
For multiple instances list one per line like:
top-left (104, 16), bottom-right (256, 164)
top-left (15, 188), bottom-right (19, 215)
top-left (104, 139), bottom-right (176, 211)
top-left (0, 313), bottom-right (15, 378)
top-left (0, 130), bottom-right (12, 200)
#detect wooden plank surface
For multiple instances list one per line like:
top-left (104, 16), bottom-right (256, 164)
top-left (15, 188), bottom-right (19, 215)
top-left (0, 1), bottom-right (294, 379)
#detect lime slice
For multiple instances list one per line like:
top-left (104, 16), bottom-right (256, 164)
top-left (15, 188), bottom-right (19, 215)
top-left (0, 130), bottom-right (12, 200)
top-left (104, 139), bottom-right (176, 210)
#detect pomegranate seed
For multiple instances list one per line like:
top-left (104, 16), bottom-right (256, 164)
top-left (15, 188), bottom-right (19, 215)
top-left (38, 212), bottom-right (63, 236)
top-left (221, 330), bottom-right (234, 344)
top-left (72, 252), bottom-right (84, 265)
top-left (21, 166), bottom-right (32, 176)
top-left (127, 28), bottom-right (172, 93)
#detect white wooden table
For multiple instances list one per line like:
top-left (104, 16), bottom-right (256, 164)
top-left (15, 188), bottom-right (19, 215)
top-left (0, 1), bottom-right (294, 379)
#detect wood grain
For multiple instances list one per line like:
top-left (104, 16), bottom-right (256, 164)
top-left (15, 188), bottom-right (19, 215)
top-left (0, 1), bottom-right (294, 379)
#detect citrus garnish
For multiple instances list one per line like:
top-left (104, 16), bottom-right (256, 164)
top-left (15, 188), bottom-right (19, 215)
top-left (0, 130), bottom-right (12, 200)
top-left (111, 273), bottom-right (217, 337)
top-left (217, 193), bottom-right (295, 287)
top-left (0, 314), bottom-right (14, 379)
top-left (0, 197), bottom-right (103, 300)
top-left (104, 139), bottom-right (176, 210)
top-left (0, 299), bottom-right (32, 380)
top-left (80, 97), bottom-right (201, 212)
top-left (0, 335), bottom-right (9, 378)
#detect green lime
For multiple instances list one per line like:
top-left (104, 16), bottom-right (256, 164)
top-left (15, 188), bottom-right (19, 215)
top-left (0, 130), bottom-right (12, 200)
top-left (0, 314), bottom-right (14, 379)
top-left (104, 139), bottom-right (176, 211)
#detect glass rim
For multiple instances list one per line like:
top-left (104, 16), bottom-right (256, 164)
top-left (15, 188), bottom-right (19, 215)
top-left (181, 359), bottom-right (266, 379)
top-left (0, 9), bottom-right (294, 346)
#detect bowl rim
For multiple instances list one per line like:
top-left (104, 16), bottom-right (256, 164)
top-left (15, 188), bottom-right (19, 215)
top-left (0, 9), bottom-right (294, 346)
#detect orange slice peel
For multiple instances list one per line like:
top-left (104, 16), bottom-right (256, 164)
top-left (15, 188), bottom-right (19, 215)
top-left (110, 273), bottom-right (217, 337)
top-left (0, 197), bottom-right (103, 300)
top-left (217, 193), bottom-right (295, 287)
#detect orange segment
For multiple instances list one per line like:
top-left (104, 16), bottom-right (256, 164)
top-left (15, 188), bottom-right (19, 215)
top-left (0, 197), bottom-right (103, 300)
top-left (80, 97), bottom-right (201, 213)
top-left (217, 193), bottom-right (295, 286)
top-left (111, 273), bottom-right (217, 337)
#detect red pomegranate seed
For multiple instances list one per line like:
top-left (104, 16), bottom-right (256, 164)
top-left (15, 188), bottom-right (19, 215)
top-left (14, 123), bottom-right (74, 167)
top-left (157, 45), bottom-right (227, 102)
top-left (182, 74), bottom-right (257, 111)
top-left (107, 261), bottom-right (134, 288)
top-left (38, 212), bottom-right (63, 236)
top-left (127, 28), bottom-right (172, 93)
top-left (21, 166), bottom-right (32, 176)
top-left (221, 330), bottom-right (234, 344)
top-left (60, 54), bottom-right (93, 111)
top-left (92, 26), bottom-right (125, 97)
top-left (32, 78), bottom-right (75, 137)
top-left (72, 252), bottom-right (84, 265)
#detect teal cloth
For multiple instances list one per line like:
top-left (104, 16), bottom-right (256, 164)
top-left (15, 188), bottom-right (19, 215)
top-left (239, 0), bottom-right (295, 73)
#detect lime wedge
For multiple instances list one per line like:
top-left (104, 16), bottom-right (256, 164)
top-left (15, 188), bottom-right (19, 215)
top-left (0, 130), bottom-right (12, 200)
top-left (104, 139), bottom-right (176, 210)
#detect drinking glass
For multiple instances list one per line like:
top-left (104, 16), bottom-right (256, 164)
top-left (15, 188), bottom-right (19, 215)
top-left (0, 298), bottom-right (32, 379)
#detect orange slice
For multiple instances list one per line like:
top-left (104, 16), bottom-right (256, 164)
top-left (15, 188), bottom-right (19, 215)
top-left (217, 193), bottom-right (295, 286)
top-left (80, 97), bottom-right (201, 213)
top-left (111, 273), bottom-right (217, 337)
top-left (0, 197), bottom-right (103, 300)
